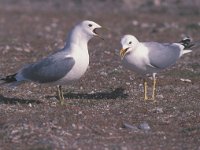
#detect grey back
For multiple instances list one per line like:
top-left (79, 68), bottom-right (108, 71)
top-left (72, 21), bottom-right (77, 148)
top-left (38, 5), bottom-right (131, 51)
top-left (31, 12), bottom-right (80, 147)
top-left (145, 42), bottom-right (181, 69)
top-left (21, 53), bottom-right (75, 83)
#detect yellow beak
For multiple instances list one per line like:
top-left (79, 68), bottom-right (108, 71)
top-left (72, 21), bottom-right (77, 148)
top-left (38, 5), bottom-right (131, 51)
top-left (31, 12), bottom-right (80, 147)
top-left (120, 48), bottom-right (128, 58)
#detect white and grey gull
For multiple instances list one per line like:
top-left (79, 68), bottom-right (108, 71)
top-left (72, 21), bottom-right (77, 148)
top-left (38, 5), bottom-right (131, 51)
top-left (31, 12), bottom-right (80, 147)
top-left (0, 20), bottom-right (102, 105)
top-left (120, 35), bottom-right (195, 101)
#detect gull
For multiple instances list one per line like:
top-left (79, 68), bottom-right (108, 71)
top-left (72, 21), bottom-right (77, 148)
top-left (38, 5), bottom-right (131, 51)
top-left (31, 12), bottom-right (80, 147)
top-left (0, 20), bottom-right (102, 105)
top-left (120, 35), bottom-right (195, 101)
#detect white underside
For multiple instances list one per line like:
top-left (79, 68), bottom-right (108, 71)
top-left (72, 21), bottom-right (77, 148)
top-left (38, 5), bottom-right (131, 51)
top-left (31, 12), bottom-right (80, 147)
top-left (50, 50), bottom-right (89, 86)
top-left (122, 44), bottom-right (155, 75)
top-left (121, 43), bottom-right (190, 75)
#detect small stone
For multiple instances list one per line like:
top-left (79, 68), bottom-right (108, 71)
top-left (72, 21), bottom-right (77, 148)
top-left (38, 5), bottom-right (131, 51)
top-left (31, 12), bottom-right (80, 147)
top-left (45, 26), bottom-right (51, 32)
top-left (100, 71), bottom-right (108, 76)
top-left (76, 133), bottom-right (80, 136)
top-left (15, 47), bottom-right (23, 51)
top-left (78, 125), bottom-right (83, 130)
top-left (104, 51), bottom-right (111, 55)
top-left (138, 122), bottom-right (151, 131)
top-left (153, 107), bottom-right (163, 113)
top-left (24, 47), bottom-right (31, 53)
top-left (132, 20), bottom-right (139, 26)
top-left (78, 111), bottom-right (83, 115)
top-left (139, 83), bottom-right (143, 87)
top-left (122, 123), bottom-right (139, 131)
top-left (31, 83), bottom-right (38, 87)
top-left (157, 94), bottom-right (164, 99)
top-left (51, 22), bottom-right (58, 28)
top-left (51, 102), bottom-right (57, 107)
top-left (72, 124), bottom-right (76, 128)
top-left (5, 45), bottom-right (10, 50)
top-left (180, 78), bottom-right (192, 83)
top-left (26, 90), bottom-right (33, 95)
top-left (50, 97), bottom-right (57, 101)
top-left (141, 23), bottom-right (150, 28)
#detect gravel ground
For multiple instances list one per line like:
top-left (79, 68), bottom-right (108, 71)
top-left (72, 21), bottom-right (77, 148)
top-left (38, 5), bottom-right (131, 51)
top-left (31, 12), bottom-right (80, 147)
top-left (0, 1), bottom-right (200, 150)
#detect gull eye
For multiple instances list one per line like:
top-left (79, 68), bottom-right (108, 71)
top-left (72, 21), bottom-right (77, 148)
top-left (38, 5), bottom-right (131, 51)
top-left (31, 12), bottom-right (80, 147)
top-left (88, 24), bottom-right (93, 27)
top-left (129, 41), bottom-right (132, 44)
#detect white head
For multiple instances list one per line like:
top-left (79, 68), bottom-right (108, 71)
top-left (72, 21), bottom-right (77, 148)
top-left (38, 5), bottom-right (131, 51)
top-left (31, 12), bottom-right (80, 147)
top-left (68, 20), bottom-right (102, 44)
top-left (79, 20), bottom-right (102, 37)
top-left (120, 35), bottom-right (139, 58)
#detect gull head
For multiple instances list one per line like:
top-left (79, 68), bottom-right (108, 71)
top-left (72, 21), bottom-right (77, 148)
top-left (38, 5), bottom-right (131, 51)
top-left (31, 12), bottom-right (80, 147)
top-left (120, 35), bottom-right (139, 58)
top-left (78, 20), bottom-right (102, 40)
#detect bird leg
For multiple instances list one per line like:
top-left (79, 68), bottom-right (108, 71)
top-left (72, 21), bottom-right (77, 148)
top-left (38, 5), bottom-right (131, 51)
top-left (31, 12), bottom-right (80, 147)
top-left (143, 79), bottom-right (148, 101)
top-left (57, 85), bottom-right (65, 105)
top-left (151, 73), bottom-right (157, 102)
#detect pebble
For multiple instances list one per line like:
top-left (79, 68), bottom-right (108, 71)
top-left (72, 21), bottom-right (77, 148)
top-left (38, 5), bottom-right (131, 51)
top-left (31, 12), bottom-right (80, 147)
top-left (78, 111), bottom-right (83, 115)
top-left (15, 47), bottom-right (23, 51)
top-left (24, 47), bottom-right (31, 53)
top-left (51, 102), bottom-right (57, 107)
top-left (141, 23), bottom-right (150, 28)
top-left (49, 97), bottom-right (57, 101)
top-left (138, 122), bottom-right (151, 131)
top-left (5, 45), bottom-right (10, 50)
top-left (72, 124), bottom-right (76, 128)
top-left (156, 94), bottom-right (164, 99)
top-left (122, 123), bottom-right (139, 131)
top-left (132, 20), bottom-right (139, 26)
top-left (153, 107), bottom-right (163, 113)
top-left (45, 26), bottom-right (51, 32)
top-left (100, 71), bottom-right (108, 76)
top-left (180, 78), bottom-right (192, 83)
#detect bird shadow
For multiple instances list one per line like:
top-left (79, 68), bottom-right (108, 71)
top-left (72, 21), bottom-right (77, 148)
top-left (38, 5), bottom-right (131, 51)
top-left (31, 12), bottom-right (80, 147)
top-left (0, 95), bottom-right (42, 105)
top-left (46, 87), bottom-right (128, 100)
top-left (63, 87), bottom-right (128, 100)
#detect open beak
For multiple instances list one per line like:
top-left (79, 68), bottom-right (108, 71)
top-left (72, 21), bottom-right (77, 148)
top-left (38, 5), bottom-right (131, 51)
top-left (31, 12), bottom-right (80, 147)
top-left (120, 48), bottom-right (129, 58)
top-left (93, 27), bottom-right (104, 40)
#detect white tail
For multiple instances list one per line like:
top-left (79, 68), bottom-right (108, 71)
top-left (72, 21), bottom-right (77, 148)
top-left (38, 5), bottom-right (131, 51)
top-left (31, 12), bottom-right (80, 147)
top-left (183, 50), bottom-right (192, 55)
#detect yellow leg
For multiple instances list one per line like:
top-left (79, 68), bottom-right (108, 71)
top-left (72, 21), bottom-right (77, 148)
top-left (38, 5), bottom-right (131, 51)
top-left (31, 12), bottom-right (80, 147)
top-left (151, 73), bottom-right (157, 102)
top-left (57, 85), bottom-right (61, 101)
top-left (143, 79), bottom-right (148, 101)
top-left (57, 85), bottom-right (65, 105)
top-left (59, 85), bottom-right (65, 100)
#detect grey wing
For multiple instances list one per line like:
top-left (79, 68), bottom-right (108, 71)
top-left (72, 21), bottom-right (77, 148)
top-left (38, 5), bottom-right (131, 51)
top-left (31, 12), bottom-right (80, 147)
top-left (145, 42), bottom-right (181, 69)
top-left (21, 56), bottom-right (75, 83)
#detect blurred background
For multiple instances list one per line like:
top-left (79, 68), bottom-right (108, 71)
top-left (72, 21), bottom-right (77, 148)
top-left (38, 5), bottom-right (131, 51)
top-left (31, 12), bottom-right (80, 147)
top-left (0, 0), bottom-right (200, 15)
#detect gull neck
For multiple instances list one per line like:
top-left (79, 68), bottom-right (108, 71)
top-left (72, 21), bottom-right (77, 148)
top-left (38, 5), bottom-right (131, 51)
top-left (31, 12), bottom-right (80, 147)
top-left (64, 26), bottom-right (91, 52)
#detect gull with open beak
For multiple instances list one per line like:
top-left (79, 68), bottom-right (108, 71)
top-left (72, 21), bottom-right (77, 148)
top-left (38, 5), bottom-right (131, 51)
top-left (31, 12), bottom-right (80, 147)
top-left (120, 35), bottom-right (194, 101)
top-left (0, 20), bottom-right (102, 105)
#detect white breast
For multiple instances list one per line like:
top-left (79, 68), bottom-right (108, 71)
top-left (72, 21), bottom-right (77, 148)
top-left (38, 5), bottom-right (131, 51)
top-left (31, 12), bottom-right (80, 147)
top-left (55, 49), bottom-right (89, 85)
top-left (122, 44), bottom-right (150, 75)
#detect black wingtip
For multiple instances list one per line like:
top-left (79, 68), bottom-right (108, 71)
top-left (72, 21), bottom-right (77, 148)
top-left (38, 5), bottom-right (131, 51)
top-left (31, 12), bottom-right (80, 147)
top-left (0, 73), bottom-right (17, 83)
top-left (179, 37), bottom-right (194, 49)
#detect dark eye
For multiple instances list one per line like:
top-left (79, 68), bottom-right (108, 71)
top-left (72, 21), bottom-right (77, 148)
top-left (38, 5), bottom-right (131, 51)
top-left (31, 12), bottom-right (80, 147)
top-left (129, 41), bottom-right (132, 44)
top-left (88, 24), bottom-right (92, 27)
